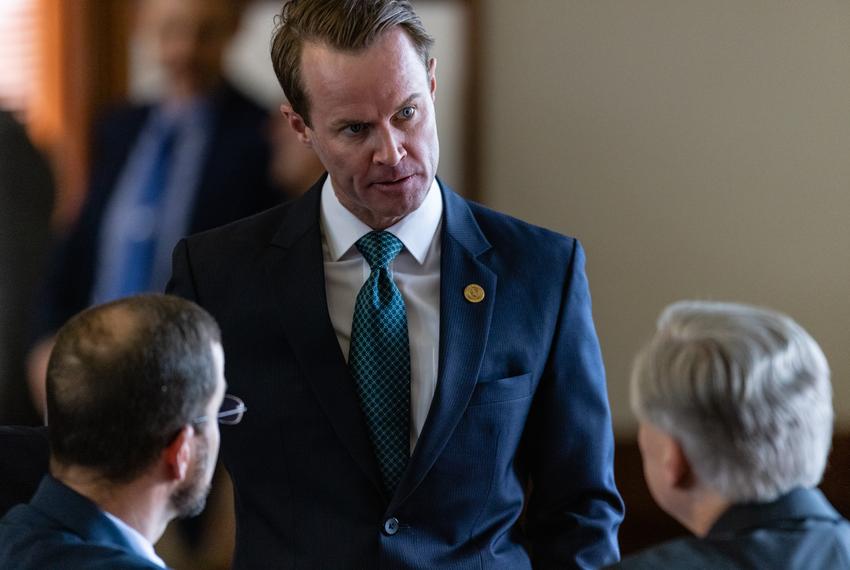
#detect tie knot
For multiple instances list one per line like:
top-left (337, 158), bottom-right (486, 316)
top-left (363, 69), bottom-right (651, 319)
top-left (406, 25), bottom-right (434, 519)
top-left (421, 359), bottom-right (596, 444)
top-left (356, 231), bottom-right (403, 269)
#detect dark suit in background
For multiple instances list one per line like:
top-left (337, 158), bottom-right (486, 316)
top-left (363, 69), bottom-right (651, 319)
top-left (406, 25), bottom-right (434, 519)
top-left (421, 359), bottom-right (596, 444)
top-left (169, 178), bottom-right (624, 569)
top-left (0, 426), bottom-right (49, 516)
top-left (37, 82), bottom-right (277, 338)
top-left (614, 487), bottom-right (850, 570)
top-left (0, 111), bottom-right (54, 425)
top-left (0, 475), bottom-right (167, 569)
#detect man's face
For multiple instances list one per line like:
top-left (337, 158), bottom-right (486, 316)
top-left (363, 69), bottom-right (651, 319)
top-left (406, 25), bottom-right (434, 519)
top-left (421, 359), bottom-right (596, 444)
top-left (637, 421), bottom-right (667, 508)
top-left (143, 0), bottom-right (236, 93)
top-left (637, 420), bottom-right (687, 523)
top-left (286, 28), bottom-right (440, 230)
top-left (171, 341), bottom-right (225, 518)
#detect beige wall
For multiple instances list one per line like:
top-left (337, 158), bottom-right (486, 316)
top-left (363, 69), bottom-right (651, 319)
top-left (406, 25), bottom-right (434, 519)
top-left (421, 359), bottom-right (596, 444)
top-left (478, 1), bottom-right (850, 431)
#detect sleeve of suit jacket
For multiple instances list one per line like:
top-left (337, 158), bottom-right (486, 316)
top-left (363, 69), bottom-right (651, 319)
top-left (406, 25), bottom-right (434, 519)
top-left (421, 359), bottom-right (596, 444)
top-left (167, 239), bottom-right (198, 303)
top-left (524, 240), bottom-right (624, 568)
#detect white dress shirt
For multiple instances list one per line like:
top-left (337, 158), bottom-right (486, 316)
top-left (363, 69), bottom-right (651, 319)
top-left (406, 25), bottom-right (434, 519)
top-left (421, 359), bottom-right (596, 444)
top-left (320, 176), bottom-right (442, 452)
top-left (103, 510), bottom-right (166, 568)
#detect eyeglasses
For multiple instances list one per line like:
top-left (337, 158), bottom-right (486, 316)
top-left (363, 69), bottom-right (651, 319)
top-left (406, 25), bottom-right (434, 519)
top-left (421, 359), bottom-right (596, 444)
top-left (195, 394), bottom-right (247, 426)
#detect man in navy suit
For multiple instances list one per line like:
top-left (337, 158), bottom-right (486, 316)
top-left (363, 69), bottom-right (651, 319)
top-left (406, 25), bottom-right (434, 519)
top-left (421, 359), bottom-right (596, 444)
top-left (168, 1), bottom-right (623, 567)
top-left (0, 295), bottom-right (233, 569)
top-left (613, 301), bottom-right (850, 570)
top-left (28, 0), bottom-right (278, 417)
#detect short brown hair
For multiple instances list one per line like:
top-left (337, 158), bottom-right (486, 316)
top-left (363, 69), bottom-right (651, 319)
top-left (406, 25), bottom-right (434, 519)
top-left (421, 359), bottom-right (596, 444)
top-left (270, 0), bottom-right (434, 125)
top-left (47, 294), bottom-right (221, 483)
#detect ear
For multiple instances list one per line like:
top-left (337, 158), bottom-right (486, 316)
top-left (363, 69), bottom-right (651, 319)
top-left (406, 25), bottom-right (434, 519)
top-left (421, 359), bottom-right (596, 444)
top-left (163, 425), bottom-right (194, 482)
top-left (664, 437), bottom-right (694, 491)
top-left (280, 103), bottom-right (313, 147)
top-left (427, 58), bottom-right (437, 102)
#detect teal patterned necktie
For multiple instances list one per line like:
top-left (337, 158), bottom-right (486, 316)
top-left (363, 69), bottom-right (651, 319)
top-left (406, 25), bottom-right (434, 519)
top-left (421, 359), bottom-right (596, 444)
top-left (349, 231), bottom-right (410, 495)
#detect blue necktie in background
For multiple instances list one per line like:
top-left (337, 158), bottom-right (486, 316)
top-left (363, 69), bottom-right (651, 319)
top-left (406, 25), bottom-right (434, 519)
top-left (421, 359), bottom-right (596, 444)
top-left (349, 231), bottom-right (411, 495)
top-left (114, 122), bottom-right (178, 298)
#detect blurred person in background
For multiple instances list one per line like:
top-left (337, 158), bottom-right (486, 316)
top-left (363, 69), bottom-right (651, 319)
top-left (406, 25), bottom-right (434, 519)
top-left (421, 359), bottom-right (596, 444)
top-left (28, 0), bottom-right (278, 416)
top-left (0, 110), bottom-right (54, 425)
top-left (0, 425), bottom-right (48, 517)
top-left (611, 301), bottom-right (850, 570)
top-left (267, 105), bottom-right (324, 201)
top-left (0, 294), bottom-right (234, 569)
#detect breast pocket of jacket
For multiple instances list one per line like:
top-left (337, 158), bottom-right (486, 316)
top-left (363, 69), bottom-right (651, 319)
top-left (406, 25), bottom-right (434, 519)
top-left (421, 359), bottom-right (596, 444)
top-left (467, 372), bottom-right (534, 407)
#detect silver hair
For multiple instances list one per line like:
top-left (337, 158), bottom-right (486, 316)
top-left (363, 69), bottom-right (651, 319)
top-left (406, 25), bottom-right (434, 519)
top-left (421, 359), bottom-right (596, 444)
top-left (631, 300), bottom-right (833, 502)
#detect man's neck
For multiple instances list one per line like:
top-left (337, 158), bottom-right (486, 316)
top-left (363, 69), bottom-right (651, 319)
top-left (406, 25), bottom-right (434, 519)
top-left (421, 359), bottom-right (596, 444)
top-left (680, 488), bottom-right (731, 537)
top-left (52, 462), bottom-right (174, 544)
top-left (163, 75), bottom-right (222, 105)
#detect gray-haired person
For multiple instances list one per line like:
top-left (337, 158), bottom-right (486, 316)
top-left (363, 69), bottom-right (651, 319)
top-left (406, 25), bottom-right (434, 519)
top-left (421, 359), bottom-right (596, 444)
top-left (612, 301), bottom-right (850, 570)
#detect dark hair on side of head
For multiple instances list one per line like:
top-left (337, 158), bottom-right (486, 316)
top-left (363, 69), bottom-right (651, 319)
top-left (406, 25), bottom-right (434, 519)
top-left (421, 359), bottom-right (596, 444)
top-left (270, 0), bottom-right (434, 125)
top-left (46, 294), bottom-right (222, 484)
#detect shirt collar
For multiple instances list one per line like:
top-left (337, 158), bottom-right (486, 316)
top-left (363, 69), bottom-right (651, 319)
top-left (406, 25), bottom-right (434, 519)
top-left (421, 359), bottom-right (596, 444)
top-left (102, 510), bottom-right (166, 568)
top-left (320, 176), bottom-right (443, 264)
top-left (153, 95), bottom-right (211, 131)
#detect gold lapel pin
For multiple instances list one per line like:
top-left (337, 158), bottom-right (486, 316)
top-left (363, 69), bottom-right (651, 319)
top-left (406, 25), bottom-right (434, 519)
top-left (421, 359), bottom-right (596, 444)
top-left (464, 284), bottom-right (485, 303)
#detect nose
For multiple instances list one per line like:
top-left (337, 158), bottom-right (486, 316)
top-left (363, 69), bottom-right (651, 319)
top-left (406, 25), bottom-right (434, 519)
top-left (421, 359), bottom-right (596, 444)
top-left (373, 127), bottom-right (406, 166)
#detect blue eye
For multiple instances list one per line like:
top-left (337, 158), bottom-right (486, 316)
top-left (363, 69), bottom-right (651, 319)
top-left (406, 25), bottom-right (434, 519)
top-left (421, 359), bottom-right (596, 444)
top-left (398, 106), bottom-right (415, 120)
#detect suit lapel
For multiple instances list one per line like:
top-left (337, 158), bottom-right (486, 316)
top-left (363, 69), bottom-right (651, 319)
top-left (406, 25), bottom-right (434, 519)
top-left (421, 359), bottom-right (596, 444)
top-left (265, 178), bottom-right (385, 498)
top-left (393, 183), bottom-right (496, 506)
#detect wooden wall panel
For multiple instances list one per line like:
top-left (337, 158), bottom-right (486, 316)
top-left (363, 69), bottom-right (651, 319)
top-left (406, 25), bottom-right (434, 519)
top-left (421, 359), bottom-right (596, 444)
top-left (31, 0), bottom-right (131, 229)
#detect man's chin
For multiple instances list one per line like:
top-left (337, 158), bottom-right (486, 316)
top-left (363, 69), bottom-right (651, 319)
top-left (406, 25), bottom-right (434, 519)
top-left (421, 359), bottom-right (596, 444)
top-left (376, 185), bottom-right (431, 217)
top-left (171, 482), bottom-right (212, 519)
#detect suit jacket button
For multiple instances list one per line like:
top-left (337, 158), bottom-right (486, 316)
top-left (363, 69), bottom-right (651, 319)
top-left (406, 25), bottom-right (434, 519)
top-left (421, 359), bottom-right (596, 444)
top-left (383, 517), bottom-right (400, 536)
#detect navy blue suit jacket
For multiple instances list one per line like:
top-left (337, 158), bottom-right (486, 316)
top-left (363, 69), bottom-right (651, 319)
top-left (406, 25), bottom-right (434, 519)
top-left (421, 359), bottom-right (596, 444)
top-left (0, 475), bottom-right (166, 569)
top-left (613, 487), bottom-right (850, 570)
top-left (39, 82), bottom-right (278, 336)
top-left (168, 178), bottom-right (624, 569)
